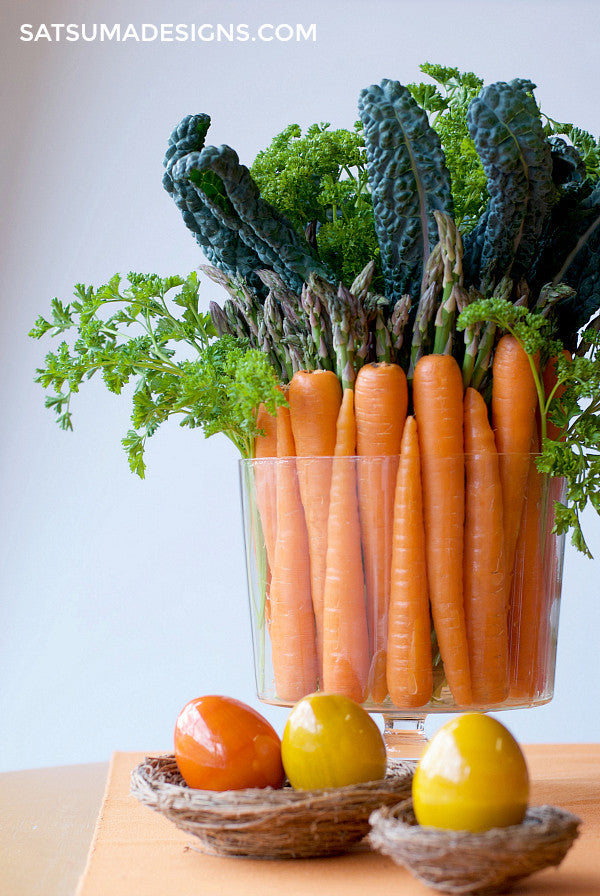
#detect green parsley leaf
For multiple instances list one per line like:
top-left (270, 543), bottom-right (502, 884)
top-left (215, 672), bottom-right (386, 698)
top-left (31, 272), bottom-right (285, 475)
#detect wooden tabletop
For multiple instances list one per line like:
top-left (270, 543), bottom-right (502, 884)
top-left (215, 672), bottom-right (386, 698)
top-left (0, 761), bottom-right (108, 896)
top-left (1, 745), bottom-right (599, 896)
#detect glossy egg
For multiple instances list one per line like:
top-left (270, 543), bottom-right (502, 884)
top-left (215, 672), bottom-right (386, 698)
top-left (412, 713), bottom-right (529, 832)
top-left (281, 692), bottom-right (387, 790)
top-left (174, 695), bottom-right (285, 791)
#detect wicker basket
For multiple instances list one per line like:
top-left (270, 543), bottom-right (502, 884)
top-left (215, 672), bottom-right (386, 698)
top-left (368, 798), bottom-right (581, 895)
top-left (130, 753), bottom-right (416, 859)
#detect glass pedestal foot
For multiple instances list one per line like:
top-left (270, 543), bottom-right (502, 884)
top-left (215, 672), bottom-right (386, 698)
top-left (382, 714), bottom-right (428, 760)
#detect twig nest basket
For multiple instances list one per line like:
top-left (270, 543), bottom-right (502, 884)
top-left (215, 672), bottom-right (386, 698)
top-left (368, 798), bottom-right (581, 895)
top-left (130, 754), bottom-right (416, 859)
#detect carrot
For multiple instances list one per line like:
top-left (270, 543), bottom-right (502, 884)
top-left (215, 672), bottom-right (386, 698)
top-left (386, 415), bottom-right (433, 708)
top-left (268, 404), bottom-right (318, 702)
top-left (491, 335), bottom-right (539, 600)
top-left (507, 429), bottom-right (545, 703)
top-left (288, 370), bottom-right (342, 679)
top-left (533, 476), bottom-right (566, 700)
top-left (253, 402), bottom-right (278, 572)
top-left (354, 361), bottom-right (408, 703)
top-left (254, 402), bottom-right (278, 458)
top-left (463, 387), bottom-right (508, 705)
top-left (533, 351), bottom-right (570, 696)
top-left (412, 353), bottom-right (472, 706)
top-left (542, 350), bottom-right (571, 442)
top-left (506, 349), bottom-right (570, 705)
top-left (321, 388), bottom-right (370, 703)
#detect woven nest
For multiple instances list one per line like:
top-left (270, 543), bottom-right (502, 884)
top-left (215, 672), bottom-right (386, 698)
top-left (368, 798), bottom-right (581, 895)
top-left (130, 753), bottom-right (416, 859)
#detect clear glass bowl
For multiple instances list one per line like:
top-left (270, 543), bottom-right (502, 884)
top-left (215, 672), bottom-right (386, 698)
top-left (239, 454), bottom-right (566, 756)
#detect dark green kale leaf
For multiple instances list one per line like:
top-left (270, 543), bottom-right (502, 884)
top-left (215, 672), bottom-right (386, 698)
top-left (529, 178), bottom-right (592, 287)
top-left (552, 183), bottom-right (600, 345)
top-left (466, 79), bottom-right (554, 292)
top-left (407, 63), bottom-right (486, 232)
top-left (542, 117), bottom-right (600, 180)
top-left (358, 78), bottom-right (453, 305)
top-left (171, 142), bottom-right (332, 293)
top-left (462, 207), bottom-right (490, 287)
top-left (547, 135), bottom-right (588, 187)
top-left (524, 133), bottom-right (600, 346)
top-left (163, 115), bottom-right (265, 291)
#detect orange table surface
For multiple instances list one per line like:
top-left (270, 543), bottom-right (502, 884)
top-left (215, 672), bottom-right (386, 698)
top-left (71, 744), bottom-right (600, 896)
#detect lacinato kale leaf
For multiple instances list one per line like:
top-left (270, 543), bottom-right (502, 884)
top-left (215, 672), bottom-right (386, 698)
top-left (547, 135), bottom-right (588, 187)
top-left (542, 118), bottom-right (600, 180)
top-left (167, 119), bottom-right (333, 294)
top-left (551, 183), bottom-right (600, 345)
top-left (163, 116), bottom-right (265, 291)
top-left (358, 78), bottom-right (453, 305)
top-left (466, 79), bottom-right (554, 293)
top-left (407, 63), bottom-right (486, 232)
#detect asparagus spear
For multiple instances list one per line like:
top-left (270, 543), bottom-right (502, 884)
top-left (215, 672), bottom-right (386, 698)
top-left (388, 294), bottom-right (412, 361)
top-left (223, 299), bottom-right (252, 342)
top-left (200, 265), bottom-right (261, 342)
top-left (460, 286), bottom-right (484, 388)
top-left (408, 242), bottom-right (444, 377)
top-left (340, 282), bottom-right (369, 371)
top-left (470, 276), bottom-right (513, 390)
top-left (209, 300), bottom-right (232, 337)
top-left (374, 305), bottom-right (392, 362)
top-left (307, 272), bottom-right (342, 369)
top-left (300, 283), bottom-right (333, 370)
top-left (535, 282), bottom-right (576, 318)
top-left (328, 289), bottom-right (355, 389)
top-left (350, 259), bottom-right (376, 302)
top-left (433, 212), bottom-right (464, 354)
top-left (263, 291), bottom-right (294, 381)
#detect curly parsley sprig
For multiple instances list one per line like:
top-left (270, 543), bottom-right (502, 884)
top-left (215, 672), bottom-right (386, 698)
top-left (458, 298), bottom-right (600, 556)
top-left (250, 121), bottom-right (382, 292)
top-left (30, 272), bottom-right (286, 475)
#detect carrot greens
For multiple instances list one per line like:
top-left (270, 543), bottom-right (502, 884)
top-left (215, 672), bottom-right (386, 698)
top-left (29, 271), bottom-right (286, 474)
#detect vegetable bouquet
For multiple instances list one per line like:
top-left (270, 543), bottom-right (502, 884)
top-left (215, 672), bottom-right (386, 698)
top-left (31, 65), bottom-right (600, 710)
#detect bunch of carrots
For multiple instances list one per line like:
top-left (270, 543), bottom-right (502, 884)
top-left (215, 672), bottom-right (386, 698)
top-left (251, 340), bottom-right (565, 710)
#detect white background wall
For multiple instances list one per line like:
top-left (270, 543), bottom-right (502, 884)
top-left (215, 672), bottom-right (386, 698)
top-left (2, 0), bottom-right (599, 772)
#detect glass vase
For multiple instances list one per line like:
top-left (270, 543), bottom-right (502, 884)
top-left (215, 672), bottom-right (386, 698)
top-left (238, 454), bottom-right (566, 758)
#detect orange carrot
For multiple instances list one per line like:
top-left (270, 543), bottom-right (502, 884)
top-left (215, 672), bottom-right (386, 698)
top-left (412, 353), bottom-right (472, 706)
top-left (354, 361), bottom-right (408, 703)
top-left (507, 429), bottom-right (545, 703)
top-left (542, 350), bottom-right (571, 442)
top-left (491, 335), bottom-right (539, 600)
top-left (535, 352), bottom-right (570, 698)
top-left (463, 387), bottom-right (508, 705)
top-left (386, 415), bottom-right (433, 708)
top-left (533, 470), bottom-right (566, 700)
top-left (254, 403), bottom-right (278, 572)
top-left (288, 370), bottom-right (342, 679)
top-left (268, 404), bottom-right (318, 702)
top-left (321, 388), bottom-right (370, 703)
top-left (254, 402), bottom-right (278, 458)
